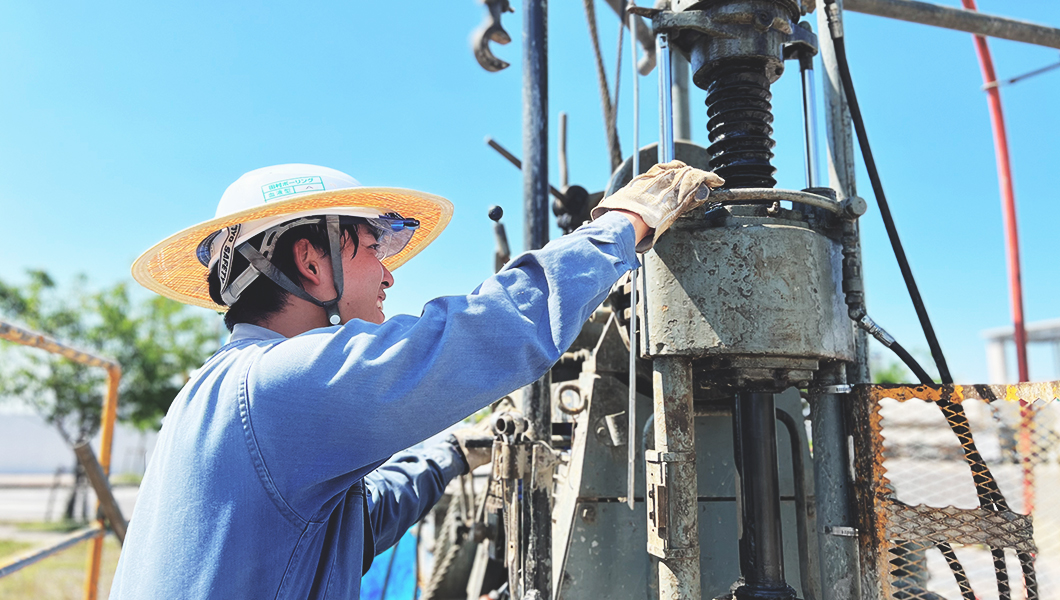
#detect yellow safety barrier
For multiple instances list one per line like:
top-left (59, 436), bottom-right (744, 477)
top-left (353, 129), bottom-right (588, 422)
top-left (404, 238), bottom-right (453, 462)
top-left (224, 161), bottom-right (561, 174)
top-left (0, 319), bottom-right (122, 600)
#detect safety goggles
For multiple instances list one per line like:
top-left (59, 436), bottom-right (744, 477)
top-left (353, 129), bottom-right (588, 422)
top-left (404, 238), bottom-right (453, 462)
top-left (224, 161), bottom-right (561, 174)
top-left (353, 213), bottom-right (420, 260)
top-left (198, 212), bottom-right (420, 268)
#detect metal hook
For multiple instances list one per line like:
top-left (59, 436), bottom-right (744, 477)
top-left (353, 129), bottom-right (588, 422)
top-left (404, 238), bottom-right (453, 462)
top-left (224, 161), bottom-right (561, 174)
top-left (472, 0), bottom-right (515, 72)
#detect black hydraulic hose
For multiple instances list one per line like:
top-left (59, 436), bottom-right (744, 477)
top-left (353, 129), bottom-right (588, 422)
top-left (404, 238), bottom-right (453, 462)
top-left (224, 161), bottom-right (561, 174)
top-left (1019, 552), bottom-right (1039, 600)
top-left (822, 3), bottom-right (952, 385)
top-left (823, 8), bottom-right (1029, 595)
top-left (994, 548), bottom-right (1011, 600)
top-left (889, 336), bottom-right (1007, 512)
top-left (823, 0), bottom-right (1013, 512)
top-left (889, 341), bottom-right (934, 387)
top-left (939, 542), bottom-right (977, 600)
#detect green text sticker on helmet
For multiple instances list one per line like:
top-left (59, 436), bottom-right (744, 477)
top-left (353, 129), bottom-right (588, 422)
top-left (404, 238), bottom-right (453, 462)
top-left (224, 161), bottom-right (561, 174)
top-left (261, 176), bottom-right (326, 202)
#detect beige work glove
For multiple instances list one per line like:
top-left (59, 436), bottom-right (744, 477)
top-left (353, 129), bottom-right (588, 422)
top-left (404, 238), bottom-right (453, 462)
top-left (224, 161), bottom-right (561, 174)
top-left (591, 160), bottom-right (725, 252)
top-left (449, 424), bottom-right (494, 473)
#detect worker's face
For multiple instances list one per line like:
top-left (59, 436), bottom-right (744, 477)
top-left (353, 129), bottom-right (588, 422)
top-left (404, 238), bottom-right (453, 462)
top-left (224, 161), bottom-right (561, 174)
top-left (337, 225), bottom-right (395, 325)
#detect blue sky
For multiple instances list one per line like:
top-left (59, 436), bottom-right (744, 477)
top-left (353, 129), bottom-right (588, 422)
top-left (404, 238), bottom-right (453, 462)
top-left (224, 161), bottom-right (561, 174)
top-left (0, 1), bottom-right (1056, 383)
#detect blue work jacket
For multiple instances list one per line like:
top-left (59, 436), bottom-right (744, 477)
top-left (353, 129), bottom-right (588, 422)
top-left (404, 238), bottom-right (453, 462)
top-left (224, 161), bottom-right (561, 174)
top-left (108, 212), bottom-right (637, 599)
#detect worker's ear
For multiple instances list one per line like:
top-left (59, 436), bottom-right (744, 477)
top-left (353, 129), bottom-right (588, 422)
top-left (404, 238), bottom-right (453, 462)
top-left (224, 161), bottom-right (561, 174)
top-left (292, 239), bottom-right (325, 286)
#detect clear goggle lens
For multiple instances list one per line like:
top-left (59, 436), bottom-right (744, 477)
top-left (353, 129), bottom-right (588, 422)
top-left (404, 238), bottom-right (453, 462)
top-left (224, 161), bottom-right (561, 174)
top-left (348, 213), bottom-right (420, 260)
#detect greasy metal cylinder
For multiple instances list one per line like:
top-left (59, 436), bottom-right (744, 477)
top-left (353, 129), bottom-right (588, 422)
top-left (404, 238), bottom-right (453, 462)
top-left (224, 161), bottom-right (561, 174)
top-left (652, 356), bottom-right (701, 599)
top-left (810, 366), bottom-right (863, 600)
top-left (641, 216), bottom-right (855, 363)
top-left (733, 392), bottom-right (796, 599)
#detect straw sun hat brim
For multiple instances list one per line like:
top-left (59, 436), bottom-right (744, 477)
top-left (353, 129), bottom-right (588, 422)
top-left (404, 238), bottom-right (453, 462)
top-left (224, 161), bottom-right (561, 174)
top-left (131, 187), bottom-right (454, 311)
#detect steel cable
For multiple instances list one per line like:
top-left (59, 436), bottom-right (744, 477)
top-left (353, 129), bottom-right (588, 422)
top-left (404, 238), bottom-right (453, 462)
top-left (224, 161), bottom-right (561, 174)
top-left (583, 0), bottom-right (624, 171)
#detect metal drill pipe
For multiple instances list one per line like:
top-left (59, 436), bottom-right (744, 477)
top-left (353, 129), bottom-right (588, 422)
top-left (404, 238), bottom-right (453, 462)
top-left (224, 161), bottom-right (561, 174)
top-left (672, 53), bottom-right (692, 142)
top-left (657, 33), bottom-right (675, 163)
top-left (810, 366), bottom-right (862, 600)
top-left (734, 392), bottom-right (795, 599)
top-left (630, 3), bottom-right (641, 179)
top-left (652, 357), bottom-right (701, 599)
top-left (845, 0), bottom-right (1060, 50)
top-left (521, 0), bottom-right (552, 596)
top-left (800, 55), bottom-right (821, 189)
top-left (627, 263), bottom-right (638, 511)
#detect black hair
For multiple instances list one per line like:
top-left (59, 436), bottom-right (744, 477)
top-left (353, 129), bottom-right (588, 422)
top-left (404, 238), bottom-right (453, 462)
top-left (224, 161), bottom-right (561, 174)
top-left (207, 217), bottom-right (369, 331)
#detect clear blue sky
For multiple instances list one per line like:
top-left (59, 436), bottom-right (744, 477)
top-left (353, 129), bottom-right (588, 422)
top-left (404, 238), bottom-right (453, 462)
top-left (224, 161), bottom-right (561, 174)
top-left (0, 1), bottom-right (1056, 383)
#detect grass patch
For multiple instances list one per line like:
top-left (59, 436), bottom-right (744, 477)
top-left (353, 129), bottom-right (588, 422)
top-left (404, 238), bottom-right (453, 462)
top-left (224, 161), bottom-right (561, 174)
top-left (14, 521), bottom-right (85, 534)
top-left (111, 472), bottom-right (142, 486)
top-left (0, 539), bottom-right (33, 559)
top-left (0, 535), bottom-right (120, 600)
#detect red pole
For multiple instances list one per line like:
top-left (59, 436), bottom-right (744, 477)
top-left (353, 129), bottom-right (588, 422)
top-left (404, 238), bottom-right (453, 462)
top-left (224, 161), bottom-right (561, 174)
top-left (960, 0), bottom-right (1029, 382)
top-left (960, 0), bottom-right (1035, 517)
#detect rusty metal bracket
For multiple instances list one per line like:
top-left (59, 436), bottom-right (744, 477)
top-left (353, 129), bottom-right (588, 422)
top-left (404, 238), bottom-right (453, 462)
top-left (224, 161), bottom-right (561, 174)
top-left (645, 450), bottom-right (697, 559)
top-left (825, 525), bottom-right (858, 537)
top-left (530, 442), bottom-right (562, 490)
top-left (813, 384), bottom-right (853, 395)
top-left (492, 439), bottom-right (530, 481)
top-left (472, 0), bottom-right (514, 72)
top-left (651, 10), bottom-right (735, 39)
top-left (627, 6), bottom-right (818, 61)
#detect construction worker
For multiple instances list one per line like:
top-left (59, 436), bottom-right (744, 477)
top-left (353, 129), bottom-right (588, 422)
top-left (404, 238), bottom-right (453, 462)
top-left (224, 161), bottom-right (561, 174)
top-left (114, 161), bottom-right (723, 599)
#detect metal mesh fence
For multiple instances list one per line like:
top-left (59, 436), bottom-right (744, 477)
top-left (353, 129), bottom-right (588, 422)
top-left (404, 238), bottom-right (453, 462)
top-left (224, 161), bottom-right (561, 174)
top-left (853, 382), bottom-right (1060, 600)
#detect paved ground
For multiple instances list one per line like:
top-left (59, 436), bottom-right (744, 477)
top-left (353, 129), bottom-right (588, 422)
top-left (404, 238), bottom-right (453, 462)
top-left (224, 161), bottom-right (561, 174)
top-left (0, 474), bottom-right (139, 544)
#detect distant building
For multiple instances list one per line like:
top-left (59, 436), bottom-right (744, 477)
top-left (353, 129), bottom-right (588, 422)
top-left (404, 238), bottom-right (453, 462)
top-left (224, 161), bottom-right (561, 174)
top-left (981, 318), bottom-right (1060, 383)
top-left (0, 410), bottom-right (157, 475)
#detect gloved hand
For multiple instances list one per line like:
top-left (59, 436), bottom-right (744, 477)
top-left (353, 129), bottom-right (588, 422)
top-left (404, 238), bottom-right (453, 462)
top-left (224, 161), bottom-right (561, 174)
top-left (591, 160), bottom-right (725, 251)
top-left (449, 424), bottom-right (494, 473)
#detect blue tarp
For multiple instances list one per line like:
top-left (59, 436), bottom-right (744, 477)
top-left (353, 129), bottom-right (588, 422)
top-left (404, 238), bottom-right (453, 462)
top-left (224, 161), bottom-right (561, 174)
top-left (361, 528), bottom-right (419, 600)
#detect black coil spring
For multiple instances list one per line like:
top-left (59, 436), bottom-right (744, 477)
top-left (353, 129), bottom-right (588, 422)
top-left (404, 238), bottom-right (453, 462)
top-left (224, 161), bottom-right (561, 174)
top-left (704, 59), bottom-right (777, 189)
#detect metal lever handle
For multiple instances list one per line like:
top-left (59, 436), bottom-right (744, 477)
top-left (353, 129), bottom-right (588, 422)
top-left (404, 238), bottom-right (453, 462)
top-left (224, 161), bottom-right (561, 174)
top-left (626, 1), bottom-right (642, 512)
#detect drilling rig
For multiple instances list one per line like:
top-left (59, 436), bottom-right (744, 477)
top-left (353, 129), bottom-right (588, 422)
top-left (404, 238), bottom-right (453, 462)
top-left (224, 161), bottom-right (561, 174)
top-left (414, 2), bottom-right (1060, 599)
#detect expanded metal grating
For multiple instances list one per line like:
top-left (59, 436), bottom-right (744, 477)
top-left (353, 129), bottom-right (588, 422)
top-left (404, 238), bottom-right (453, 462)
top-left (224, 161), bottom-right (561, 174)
top-left (853, 382), bottom-right (1060, 600)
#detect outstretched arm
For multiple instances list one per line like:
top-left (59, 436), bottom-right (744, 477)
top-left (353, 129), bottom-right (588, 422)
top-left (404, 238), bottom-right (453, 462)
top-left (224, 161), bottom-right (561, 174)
top-left (363, 440), bottom-right (466, 557)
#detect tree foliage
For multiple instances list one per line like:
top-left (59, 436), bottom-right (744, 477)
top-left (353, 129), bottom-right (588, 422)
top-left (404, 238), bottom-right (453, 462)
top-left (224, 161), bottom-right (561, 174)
top-left (870, 348), bottom-right (938, 385)
top-left (0, 270), bottom-right (219, 439)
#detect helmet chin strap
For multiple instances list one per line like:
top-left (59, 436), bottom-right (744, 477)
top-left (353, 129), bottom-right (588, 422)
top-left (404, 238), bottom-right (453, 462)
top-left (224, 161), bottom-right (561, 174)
top-left (324, 215), bottom-right (344, 325)
top-left (231, 215), bottom-right (347, 326)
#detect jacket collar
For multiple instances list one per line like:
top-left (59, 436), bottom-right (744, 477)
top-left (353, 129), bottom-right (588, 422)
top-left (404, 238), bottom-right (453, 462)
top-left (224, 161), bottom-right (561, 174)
top-left (229, 323), bottom-right (286, 344)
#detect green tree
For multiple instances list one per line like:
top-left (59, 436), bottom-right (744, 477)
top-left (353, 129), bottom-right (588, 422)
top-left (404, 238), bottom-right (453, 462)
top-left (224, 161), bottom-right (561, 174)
top-left (870, 348), bottom-right (938, 384)
top-left (0, 270), bottom-right (218, 520)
